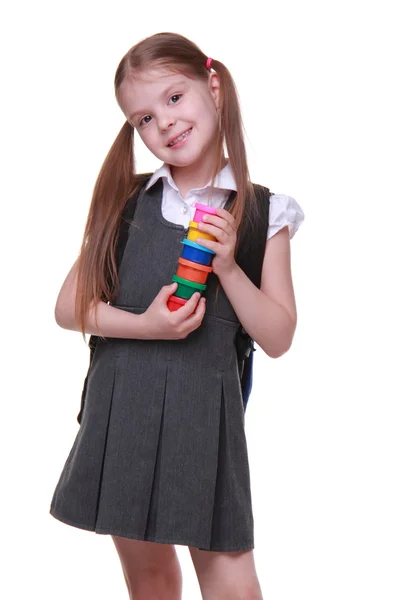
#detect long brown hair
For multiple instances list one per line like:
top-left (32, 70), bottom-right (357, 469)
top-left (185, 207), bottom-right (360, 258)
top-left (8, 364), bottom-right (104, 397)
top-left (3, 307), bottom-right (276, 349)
top-left (75, 32), bottom-right (260, 341)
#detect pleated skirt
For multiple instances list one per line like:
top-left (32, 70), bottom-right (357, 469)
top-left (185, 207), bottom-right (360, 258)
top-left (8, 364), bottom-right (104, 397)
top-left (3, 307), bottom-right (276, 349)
top-left (50, 313), bottom-right (255, 552)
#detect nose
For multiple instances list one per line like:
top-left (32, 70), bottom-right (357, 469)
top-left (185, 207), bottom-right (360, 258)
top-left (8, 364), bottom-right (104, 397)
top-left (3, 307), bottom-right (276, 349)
top-left (158, 113), bottom-right (176, 132)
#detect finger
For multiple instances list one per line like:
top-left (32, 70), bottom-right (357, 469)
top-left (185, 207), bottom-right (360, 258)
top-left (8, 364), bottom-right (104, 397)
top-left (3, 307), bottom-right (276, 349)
top-left (199, 215), bottom-right (236, 237)
top-left (215, 208), bottom-right (237, 230)
top-left (173, 292), bottom-right (200, 318)
top-left (184, 297), bottom-right (206, 330)
top-left (163, 282), bottom-right (178, 298)
top-left (193, 296), bottom-right (206, 320)
top-left (184, 293), bottom-right (204, 319)
top-left (195, 236), bottom-right (218, 251)
top-left (194, 295), bottom-right (206, 310)
top-left (197, 222), bottom-right (230, 243)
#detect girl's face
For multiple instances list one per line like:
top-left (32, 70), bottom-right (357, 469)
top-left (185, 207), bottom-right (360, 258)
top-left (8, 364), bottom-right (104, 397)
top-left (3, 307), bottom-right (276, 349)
top-left (117, 67), bottom-right (221, 170)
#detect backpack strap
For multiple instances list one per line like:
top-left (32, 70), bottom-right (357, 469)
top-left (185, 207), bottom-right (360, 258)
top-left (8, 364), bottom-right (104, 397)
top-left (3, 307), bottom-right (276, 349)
top-left (227, 183), bottom-right (271, 286)
top-left (225, 184), bottom-right (272, 411)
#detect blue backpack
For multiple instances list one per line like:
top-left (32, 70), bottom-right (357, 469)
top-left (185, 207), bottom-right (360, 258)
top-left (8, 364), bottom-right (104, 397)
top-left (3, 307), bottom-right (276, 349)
top-left (78, 174), bottom-right (271, 423)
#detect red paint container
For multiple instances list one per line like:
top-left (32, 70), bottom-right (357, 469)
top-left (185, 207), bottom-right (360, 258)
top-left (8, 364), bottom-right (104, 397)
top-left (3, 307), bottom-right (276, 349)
top-left (167, 295), bottom-right (188, 312)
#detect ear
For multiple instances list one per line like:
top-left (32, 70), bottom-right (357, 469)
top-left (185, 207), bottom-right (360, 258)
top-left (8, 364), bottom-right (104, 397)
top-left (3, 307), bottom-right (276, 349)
top-left (208, 72), bottom-right (221, 110)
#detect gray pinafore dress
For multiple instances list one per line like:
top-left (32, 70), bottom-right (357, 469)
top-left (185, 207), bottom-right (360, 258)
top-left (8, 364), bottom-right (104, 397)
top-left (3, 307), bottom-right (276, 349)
top-left (50, 178), bottom-right (264, 552)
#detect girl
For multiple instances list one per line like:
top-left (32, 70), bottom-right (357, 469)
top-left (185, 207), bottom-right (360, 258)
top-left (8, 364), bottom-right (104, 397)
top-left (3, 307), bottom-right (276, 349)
top-left (50, 32), bottom-right (304, 600)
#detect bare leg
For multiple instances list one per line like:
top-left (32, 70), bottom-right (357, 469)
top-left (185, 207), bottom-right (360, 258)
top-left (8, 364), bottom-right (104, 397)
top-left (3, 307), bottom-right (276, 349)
top-left (189, 546), bottom-right (263, 600)
top-left (112, 535), bottom-right (183, 600)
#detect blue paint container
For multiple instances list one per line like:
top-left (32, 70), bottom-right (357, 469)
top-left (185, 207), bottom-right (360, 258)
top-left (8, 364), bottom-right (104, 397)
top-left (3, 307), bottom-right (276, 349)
top-left (180, 238), bottom-right (215, 266)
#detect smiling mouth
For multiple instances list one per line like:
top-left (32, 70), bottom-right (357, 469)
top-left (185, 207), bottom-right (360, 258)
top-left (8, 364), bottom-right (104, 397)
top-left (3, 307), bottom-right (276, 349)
top-left (167, 128), bottom-right (193, 147)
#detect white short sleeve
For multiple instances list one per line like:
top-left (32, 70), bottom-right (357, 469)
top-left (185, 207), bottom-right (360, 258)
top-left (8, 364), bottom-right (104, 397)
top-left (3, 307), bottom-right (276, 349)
top-left (267, 194), bottom-right (305, 240)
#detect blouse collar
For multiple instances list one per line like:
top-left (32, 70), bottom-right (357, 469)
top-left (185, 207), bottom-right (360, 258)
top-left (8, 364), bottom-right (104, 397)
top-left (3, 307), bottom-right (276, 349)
top-left (145, 161), bottom-right (237, 193)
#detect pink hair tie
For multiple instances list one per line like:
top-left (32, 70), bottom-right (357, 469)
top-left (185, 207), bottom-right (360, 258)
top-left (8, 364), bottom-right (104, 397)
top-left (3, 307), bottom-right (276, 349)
top-left (206, 57), bottom-right (213, 70)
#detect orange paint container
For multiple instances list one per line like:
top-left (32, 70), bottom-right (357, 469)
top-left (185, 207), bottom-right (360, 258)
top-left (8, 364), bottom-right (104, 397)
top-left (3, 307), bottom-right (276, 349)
top-left (176, 257), bottom-right (212, 284)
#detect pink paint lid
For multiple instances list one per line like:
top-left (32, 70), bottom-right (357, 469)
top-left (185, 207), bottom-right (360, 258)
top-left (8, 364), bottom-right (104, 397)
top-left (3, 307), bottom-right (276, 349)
top-left (194, 203), bottom-right (217, 215)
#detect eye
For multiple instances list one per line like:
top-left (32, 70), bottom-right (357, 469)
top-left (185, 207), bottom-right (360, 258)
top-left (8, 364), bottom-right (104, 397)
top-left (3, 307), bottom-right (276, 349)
top-left (139, 115), bottom-right (152, 126)
top-left (169, 94), bottom-right (182, 104)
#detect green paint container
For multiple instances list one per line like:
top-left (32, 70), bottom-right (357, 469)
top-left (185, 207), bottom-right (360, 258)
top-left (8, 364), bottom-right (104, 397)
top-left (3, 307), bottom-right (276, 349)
top-left (172, 274), bottom-right (207, 300)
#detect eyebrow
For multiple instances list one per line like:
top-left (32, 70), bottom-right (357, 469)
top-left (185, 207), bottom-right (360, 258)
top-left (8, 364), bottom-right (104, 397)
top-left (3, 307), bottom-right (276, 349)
top-left (129, 79), bottom-right (187, 121)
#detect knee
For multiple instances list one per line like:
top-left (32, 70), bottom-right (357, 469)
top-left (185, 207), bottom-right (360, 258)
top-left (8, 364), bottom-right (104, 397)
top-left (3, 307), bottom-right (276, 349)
top-left (239, 585), bottom-right (263, 600)
top-left (203, 578), bottom-right (263, 600)
top-left (127, 565), bottom-right (182, 600)
top-left (224, 585), bottom-right (263, 600)
top-left (236, 576), bottom-right (263, 600)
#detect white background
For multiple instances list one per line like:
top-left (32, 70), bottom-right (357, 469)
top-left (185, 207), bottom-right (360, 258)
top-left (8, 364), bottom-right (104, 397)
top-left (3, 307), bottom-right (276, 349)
top-left (1, 0), bottom-right (399, 598)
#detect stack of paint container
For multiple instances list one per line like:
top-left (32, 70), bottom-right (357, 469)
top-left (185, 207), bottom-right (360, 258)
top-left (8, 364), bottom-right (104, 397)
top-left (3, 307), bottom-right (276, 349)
top-left (167, 203), bottom-right (217, 311)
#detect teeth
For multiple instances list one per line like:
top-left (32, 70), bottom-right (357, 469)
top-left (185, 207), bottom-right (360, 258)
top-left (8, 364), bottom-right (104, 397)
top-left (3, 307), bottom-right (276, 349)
top-left (169, 128), bottom-right (191, 146)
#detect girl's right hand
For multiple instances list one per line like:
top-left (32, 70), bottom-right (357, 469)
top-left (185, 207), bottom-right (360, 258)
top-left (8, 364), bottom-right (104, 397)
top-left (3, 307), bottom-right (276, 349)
top-left (140, 282), bottom-right (207, 340)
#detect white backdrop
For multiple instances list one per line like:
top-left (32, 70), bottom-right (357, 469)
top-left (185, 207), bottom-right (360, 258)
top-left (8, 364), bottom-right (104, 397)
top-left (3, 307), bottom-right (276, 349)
top-left (1, 1), bottom-right (399, 598)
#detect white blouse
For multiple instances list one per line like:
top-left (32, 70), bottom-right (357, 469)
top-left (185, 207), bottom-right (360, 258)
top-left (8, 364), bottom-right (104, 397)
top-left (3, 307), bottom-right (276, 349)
top-left (145, 162), bottom-right (305, 240)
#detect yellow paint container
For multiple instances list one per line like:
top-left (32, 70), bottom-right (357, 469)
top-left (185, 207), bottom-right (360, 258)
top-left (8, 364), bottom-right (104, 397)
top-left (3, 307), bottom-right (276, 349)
top-left (187, 220), bottom-right (216, 242)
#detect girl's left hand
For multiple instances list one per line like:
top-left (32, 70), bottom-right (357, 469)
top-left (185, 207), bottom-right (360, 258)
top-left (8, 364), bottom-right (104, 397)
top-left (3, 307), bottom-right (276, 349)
top-left (195, 208), bottom-right (238, 278)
